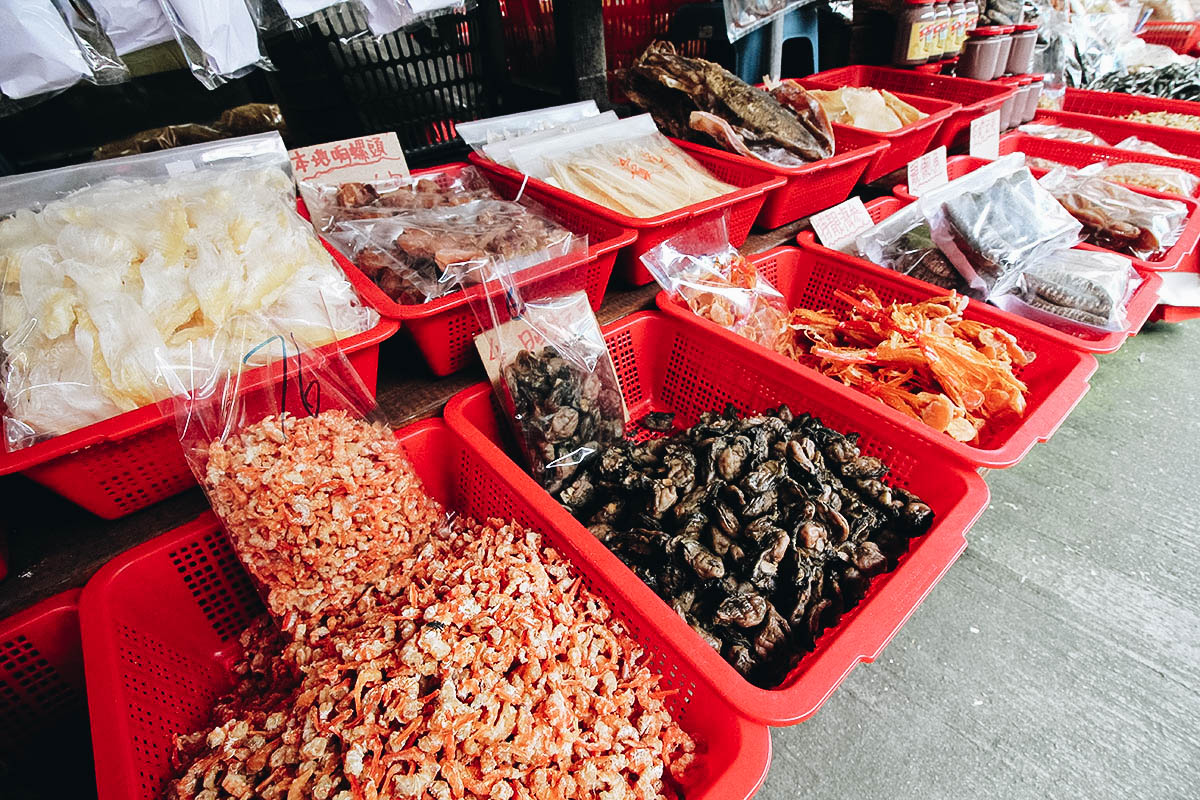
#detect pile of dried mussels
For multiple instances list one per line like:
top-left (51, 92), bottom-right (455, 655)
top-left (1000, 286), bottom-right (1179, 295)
top-left (554, 405), bottom-right (934, 688)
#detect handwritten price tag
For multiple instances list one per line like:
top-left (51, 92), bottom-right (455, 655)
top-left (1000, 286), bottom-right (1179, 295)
top-left (810, 197), bottom-right (874, 253)
top-left (289, 132), bottom-right (410, 183)
top-left (906, 146), bottom-right (948, 197)
top-left (969, 111), bottom-right (1001, 159)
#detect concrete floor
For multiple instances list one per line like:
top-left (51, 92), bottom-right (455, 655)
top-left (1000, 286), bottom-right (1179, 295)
top-left (760, 319), bottom-right (1200, 800)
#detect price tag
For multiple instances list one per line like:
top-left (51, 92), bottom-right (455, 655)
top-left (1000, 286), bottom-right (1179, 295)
top-left (906, 146), bottom-right (948, 197)
top-left (810, 197), bottom-right (874, 253)
top-left (288, 132), bottom-right (410, 183)
top-left (969, 111), bottom-right (1001, 159)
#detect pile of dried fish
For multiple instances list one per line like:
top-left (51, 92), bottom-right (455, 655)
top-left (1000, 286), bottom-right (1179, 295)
top-left (555, 404), bottom-right (934, 688)
top-left (1090, 63), bottom-right (1200, 103)
top-left (1122, 109), bottom-right (1200, 131)
top-left (624, 41), bottom-right (834, 166)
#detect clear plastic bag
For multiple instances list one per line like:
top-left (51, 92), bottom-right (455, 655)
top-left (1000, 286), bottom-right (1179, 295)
top-left (641, 216), bottom-right (792, 353)
top-left (333, 198), bottom-right (586, 303)
top-left (509, 114), bottom-right (735, 218)
top-left (92, 0), bottom-right (175, 54)
top-left (722, 0), bottom-right (807, 43)
top-left (995, 249), bottom-right (1141, 333)
top-left (1017, 122), bottom-right (1109, 146)
top-left (854, 202), bottom-right (970, 294)
top-left (0, 0), bottom-right (129, 100)
top-left (457, 101), bottom-right (600, 156)
top-left (1040, 165), bottom-right (1190, 260)
top-left (480, 111), bottom-right (619, 168)
top-left (919, 153), bottom-right (1083, 299)
top-left (1097, 161), bottom-right (1200, 197)
top-left (158, 0), bottom-right (273, 89)
top-left (457, 256), bottom-right (626, 496)
top-left (1112, 135), bottom-right (1181, 158)
top-left (0, 132), bottom-right (377, 450)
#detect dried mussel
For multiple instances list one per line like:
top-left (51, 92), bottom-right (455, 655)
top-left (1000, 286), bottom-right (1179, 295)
top-left (501, 346), bottom-right (625, 495)
top-left (556, 404), bottom-right (934, 688)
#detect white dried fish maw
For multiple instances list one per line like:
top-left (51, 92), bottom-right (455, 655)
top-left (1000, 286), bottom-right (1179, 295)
top-left (840, 88), bottom-right (903, 131)
top-left (880, 90), bottom-right (925, 126)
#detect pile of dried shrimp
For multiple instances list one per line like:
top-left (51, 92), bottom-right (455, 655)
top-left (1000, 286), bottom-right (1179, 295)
top-left (170, 411), bottom-right (695, 800)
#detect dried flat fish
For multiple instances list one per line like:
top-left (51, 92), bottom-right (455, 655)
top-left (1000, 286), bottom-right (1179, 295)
top-left (624, 41), bottom-right (834, 163)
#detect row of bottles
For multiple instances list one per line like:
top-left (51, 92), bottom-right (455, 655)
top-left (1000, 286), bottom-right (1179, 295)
top-left (893, 0), bottom-right (980, 67)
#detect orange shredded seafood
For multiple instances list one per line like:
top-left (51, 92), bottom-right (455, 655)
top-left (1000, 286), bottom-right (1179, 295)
top-left (684, 273), bottom-right (1035, 443)
top-left (170, 411), bottom-right (696, 800)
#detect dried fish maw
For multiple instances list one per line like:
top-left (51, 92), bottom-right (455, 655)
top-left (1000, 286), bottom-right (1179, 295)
top-left (880, 90), bottom-right (925, 126)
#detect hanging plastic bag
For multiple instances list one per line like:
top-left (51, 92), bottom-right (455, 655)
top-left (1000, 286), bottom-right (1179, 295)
top-left (995, 249), bottom-right (1141, 333)
top-left (158, 0), bottom-right (273, 89)
top-left (1040, 165), bottom-right (1189, 260)
top-left (509, 114), bottom-right (735, 218)
top-left (919, 153), bottom-right (1082, 299)
top-left (457, 101), bottom-right (601, 156)
top-left (0, 0), bottom-right (128, 100)
top-left (0, 132), bottom-right (376, 450)
top-left (854, 202), bottom-right (970, 293)
top-left (92, 0), bottom-right (175, 54)
top-left (1097, 161), bottom-right (1200, 197)
top-left (640, 216), bottom-right (793, 354)
top-left (722, 0), bottom-right (808, 43)
top-left (453, 252), bottom-right (626, 496)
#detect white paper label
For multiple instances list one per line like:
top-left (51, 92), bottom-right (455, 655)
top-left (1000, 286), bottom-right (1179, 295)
top-left (810, 197), bottom-right (874, 253)
top-left (289, 132), bottom-right (410, 184)
top-left (906, 146), bottom-right (948, 197)
top-left (969, 111), bottom-right (1001, 159)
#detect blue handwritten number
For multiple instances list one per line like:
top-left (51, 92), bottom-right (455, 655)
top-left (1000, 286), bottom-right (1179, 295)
top-left (242, 334), bottom-right (323, 420)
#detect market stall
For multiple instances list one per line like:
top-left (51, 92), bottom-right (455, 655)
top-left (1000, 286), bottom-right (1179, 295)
top-left (1, 2), bottom-right (1198, 800)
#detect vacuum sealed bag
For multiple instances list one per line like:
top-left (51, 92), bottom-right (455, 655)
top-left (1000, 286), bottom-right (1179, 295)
top-left (1040, 166), bottom-right (1189, 260)
top-left (855, 202), bottom-right (970, 293)
top-left (1096, 161), bottom-right (1200, 197)
top-left (919, 153), bottom-right (1082, 299)
top-left (509, 114), bottom-right (735, 218)
top-left (0, 132), bottom-right (376, 450)
top-left (996, 249), bottom-right (1140, 333)
top-left (641, 216), bottom-right (793, 354)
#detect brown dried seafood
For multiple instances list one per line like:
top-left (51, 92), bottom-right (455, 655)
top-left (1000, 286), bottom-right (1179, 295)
top-left (624, 41), bottom-right (834, 164)
top-left (555, 404), bottom-right (934, 688)
top-left (328, 169), bottom-right (499, 219)
top-left (500, 346), bottom-right (626, 495)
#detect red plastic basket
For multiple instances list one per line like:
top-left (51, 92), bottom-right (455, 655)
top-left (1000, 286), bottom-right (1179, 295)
top-left (444, 311), bottom-right (990, 724)
top-left (673, 132), bottom-right (889, 228)
top-left (1062, 86), bottom-right (1200, 123)
top-left (669, 239), bottom-right (1095, 467)
top-left (784, 82), bottom-right (959, 182)
top-left (1, 589), bottom-right (84, 753)
top-left (0, 241), bottom-right (399, 520)
top-left (824, 197), bottom-right (1162, 354)
top-left (1150, 303), bottom-right (1200, 322)
top-left (1027, 109), bottom-right (1200, 160)
top-left (469, 146), bottom-right (785, 286)
top-left (80, 420), bottom-right (771, 800)
top-left (799, 65), bottom-right (1014, 152)
top-left (302, 162), bottom-right (635, 376)
top-left (1138, 20), bottom-right (1200, 53)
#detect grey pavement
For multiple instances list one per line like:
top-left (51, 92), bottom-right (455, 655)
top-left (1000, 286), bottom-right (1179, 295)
top-left (760, 319), bottom-right (1200, 800)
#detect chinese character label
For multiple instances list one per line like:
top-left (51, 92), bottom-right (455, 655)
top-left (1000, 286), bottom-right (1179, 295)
top-left (969, 111), bottom-right (1001, 159)
top-left (289, 132), bottom-right (409, 183)
top-left (906, 146), bottom-right (948, 197)
top-left (810, 197), bottom-right (874, 253)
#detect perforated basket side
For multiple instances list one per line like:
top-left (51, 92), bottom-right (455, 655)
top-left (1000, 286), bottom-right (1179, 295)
top-left (0, 591), bottom-right (84, 752)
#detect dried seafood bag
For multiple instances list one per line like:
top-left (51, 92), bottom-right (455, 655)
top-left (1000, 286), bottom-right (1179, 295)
top-left (1096, 161), bottom-right (1200, 198)
top-left (156, 0), bottom-right (273, 89)
top-left (855, 202), bottom-right (970, 293)
top-left (0, 132), bottom-right (377, 451)
top-left (640, 216), bottom-right (792, 353)
top-left (454, 251), bottom-right (627, 496)
top-left (995, 249), bottom-right (1141, 333)
top-left (0, 0), bottom-right (129, 102)
top-left (302, 167), bottom-right (585, 304)
top-left (1113, 136), bottom-right (1181, 158)
top-left (1017, 123), bottom-right (1109, 146)
top-left (479, 110), bottom-right (619, 168)
top-left (1039, 165), bottom-right (1190, 259)
top-left (455, 100), bottom-right (601, 156)
top-left (508, 114), bottom-right (736, 218)
top-left (919, 153), bottom-right (1083, 300)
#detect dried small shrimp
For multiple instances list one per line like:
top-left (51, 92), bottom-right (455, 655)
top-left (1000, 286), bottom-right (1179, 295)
top-left (171, 411), bottom-right (695, 800)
